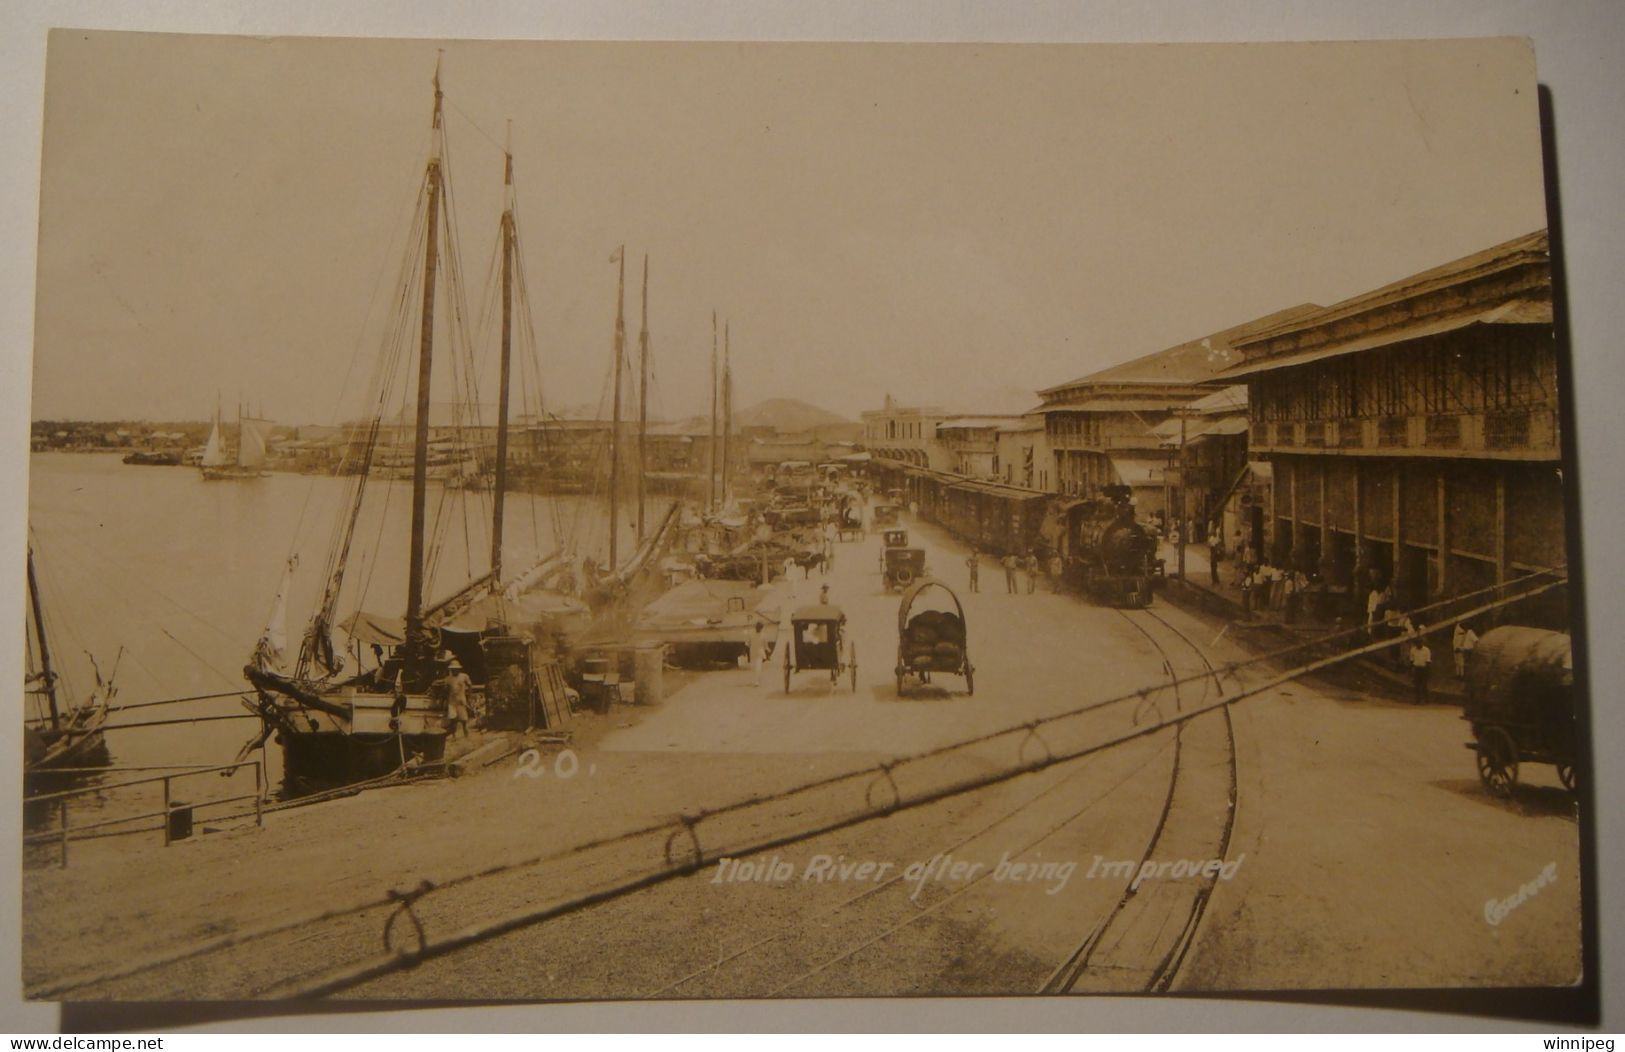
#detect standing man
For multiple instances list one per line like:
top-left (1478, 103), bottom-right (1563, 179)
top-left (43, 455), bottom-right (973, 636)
top-left (1048, 551), bottom-right (1064, 592)
top-left (1209, 538), bottom-right (1222, 587)
top-left (1453, 620), bottom-right (1480, 678)
top-left (445, 659), bottom-right (473, 738)
top-left (1024, 551), bottom-right (1040, 594)
top-left (1409, 630), bottom-right (1433, 705)
top-left (1002, 552), bottom-right (1019, 594)
top-left (750, 616), bottom-right (766, 688)
top-left (965, 550), bottom-right (980, 593)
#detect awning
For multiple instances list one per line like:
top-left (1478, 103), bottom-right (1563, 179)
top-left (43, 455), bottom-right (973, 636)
top-left (1109, 456), bottom-right (1166, 487)
top-left (1220, 299), bottom-right (1552, 379)
top-left (1153, 414), bottom-right (1249, 446)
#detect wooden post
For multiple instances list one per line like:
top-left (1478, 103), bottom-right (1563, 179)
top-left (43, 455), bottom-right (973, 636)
top-left (1392, 463), bottom-right (1403, 600)
top-left (1436, 467), bottom-right (1450, 597)
top-left (254, 759), bottom-right (264, 828)
top-left (1351, 459), bottom-right (1363, 599)
top-left (162, 775), bottom-right (172, 847)
top-left (1495, 472), bottom-right (1509, 584)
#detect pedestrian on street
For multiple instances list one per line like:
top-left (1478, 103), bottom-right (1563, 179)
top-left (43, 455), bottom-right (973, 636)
top-left (1453, 621), bottom-right (1479, 678)
top-left (1048, 552), bottom-right (1063, 592)
top-left (966, 550), bottom-right (980, 593)
top-left (444, 660), bottom-right (473, 738)
top-left (750, 616), bottom-right (765, 687)
top-left (1002, 552), bottom-right (1019, 594)
top-left (1240, 569), bottom-right (1254, 617)
top-left (1025, 551), bottom-right (1040, 594)
top-left (1209, 542), bottom-right (1222, 586)
top-left (1409, 630), bottom-right (1433, 704)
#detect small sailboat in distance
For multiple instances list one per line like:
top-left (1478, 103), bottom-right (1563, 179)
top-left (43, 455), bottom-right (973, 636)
top-left (200, 397), bottom-right (272, 480)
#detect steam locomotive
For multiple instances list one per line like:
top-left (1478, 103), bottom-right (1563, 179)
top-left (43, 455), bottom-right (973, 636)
top-left (1060, 485), bottom-right (1161, 607)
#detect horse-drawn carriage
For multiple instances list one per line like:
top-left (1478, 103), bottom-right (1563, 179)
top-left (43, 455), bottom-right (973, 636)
top-left (1463, 626), bottom-right (1577, 797)
top-left (783, 604), bottom-right (857, 692)
top-left (895, 578), bottom-right (973, 696)
top-left (836, 503), bottom-right (865, 541)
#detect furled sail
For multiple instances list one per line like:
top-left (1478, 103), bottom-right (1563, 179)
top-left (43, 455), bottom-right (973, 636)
top-left (252, 556), bottom-right (297, 673)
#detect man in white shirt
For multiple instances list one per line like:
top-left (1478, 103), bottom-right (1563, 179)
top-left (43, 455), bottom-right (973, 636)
top-left (1453, 621), bottom-right (1480, 678)
top-left (1409, 631), bottom-right (1433, 705)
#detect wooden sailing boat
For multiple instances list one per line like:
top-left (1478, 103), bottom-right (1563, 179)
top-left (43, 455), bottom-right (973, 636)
top-left (241, 65), bottom-right (550, 786)
top-left (200, 398), bottom-right (272, 480)
top-left (23, 545), bottom-right (114, 781)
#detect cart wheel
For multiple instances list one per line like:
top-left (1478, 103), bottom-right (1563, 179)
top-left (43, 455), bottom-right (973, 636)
top-left (1475, 726), bottom-right (1518, 798)
top-left (1557, 762), bottom-right (1578, 793)
top-left (965, 664), bottom-right (975, 696)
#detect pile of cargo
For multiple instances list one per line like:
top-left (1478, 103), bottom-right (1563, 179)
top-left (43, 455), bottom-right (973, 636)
top-left (901, 609), bottom-right (966, 671)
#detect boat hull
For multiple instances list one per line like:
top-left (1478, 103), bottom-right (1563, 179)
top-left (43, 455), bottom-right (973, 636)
top-left (278, 728), bottom-right (447, 786)
top-left (201, 466), bottom-right (269, 480)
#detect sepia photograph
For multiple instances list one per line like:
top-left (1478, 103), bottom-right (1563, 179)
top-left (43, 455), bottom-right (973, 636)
top-left (13, 27), bottom-right (1595, 1014)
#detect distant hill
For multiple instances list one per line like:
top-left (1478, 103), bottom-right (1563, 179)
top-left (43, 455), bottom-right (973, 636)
top-left (665, 397), bottom-right (851, 436)
top-left (732, 398), bottom-right (851, 432)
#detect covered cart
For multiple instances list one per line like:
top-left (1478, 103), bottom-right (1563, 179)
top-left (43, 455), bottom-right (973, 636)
top-left (1463, 626), bottom-right (1577, 797)
top-left (784, 603), bottom-right (858, 692)
top-left (878, 527), bottom-right (910, 570)
top-left (895, 578), bottom-right (973, 696)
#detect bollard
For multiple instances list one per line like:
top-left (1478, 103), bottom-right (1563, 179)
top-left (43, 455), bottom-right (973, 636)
top-left (634, 643), bottom-right (665, 706)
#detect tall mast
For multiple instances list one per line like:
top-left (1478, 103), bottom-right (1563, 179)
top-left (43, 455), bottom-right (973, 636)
top-left (25, 547), bottom-right (60, 731)
top-left (405, 57), bottom-right (445, 666)
top-left (637, 253), bottom-right (650, 542)
top-left (491, 122), bottom-right (515, 582)
top-left (721, 321), bottom-right (732, 506)
top-left (709, 310), bottom-right (719, 511)
top-left (608, 245), bottom-right (626, 574)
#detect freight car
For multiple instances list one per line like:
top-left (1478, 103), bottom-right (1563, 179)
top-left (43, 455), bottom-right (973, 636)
top-left (1060, 484), bottom-right (1160, 607)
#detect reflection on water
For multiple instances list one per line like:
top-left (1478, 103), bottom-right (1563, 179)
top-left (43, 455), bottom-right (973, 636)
top-left (25, 452), bottom-right (645, 832)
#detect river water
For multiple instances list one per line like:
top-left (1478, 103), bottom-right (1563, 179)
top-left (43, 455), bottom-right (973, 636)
top-left (25, 452), bottom-right (652, 840)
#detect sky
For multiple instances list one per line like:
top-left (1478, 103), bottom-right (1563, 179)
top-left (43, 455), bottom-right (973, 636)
top-left (29, 33), bottom-right (1548, 426)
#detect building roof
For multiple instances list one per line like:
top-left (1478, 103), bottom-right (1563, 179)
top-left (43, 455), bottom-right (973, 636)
top-left (1220, 229), bottom-right (1553, 382)
top-left (1038, 304), bottom-right (1323, 400)
top-left (936, 415), bottom-right (1029, 432)
top-left (1233, 229), bottom-right (1549, 352)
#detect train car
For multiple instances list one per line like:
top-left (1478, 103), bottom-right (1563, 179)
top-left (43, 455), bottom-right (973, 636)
top-left (1060, 484), bottom-right (1160, 606)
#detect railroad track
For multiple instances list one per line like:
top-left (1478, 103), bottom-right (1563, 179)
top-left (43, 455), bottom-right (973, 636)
top-left (1038, 603), bottom-right (1239, 994)
top-left (642, 604), bottom-right (1238, 1000)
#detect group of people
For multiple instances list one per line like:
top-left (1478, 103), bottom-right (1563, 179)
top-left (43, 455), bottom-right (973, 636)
top-left (962, 549), bottom-right (1063, 595)
top-left (1238, 562), bottom-right (1310, 619)
top-left (1366, 582), bottom-right (1482, 705)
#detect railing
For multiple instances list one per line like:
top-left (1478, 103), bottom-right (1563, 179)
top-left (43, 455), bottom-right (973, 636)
top-left (24, 760), bottom-right (265, 868)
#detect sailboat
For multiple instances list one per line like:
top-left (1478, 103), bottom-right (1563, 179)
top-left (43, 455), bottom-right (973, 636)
top-left (23, 545), bottom-right (114, 781)
top-left (239, 67), bottom-right (587, 787)
top-left (200, 399), bottom-right (272, 480)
